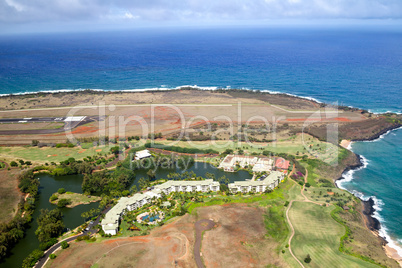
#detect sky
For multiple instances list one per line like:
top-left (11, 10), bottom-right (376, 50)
top-left (1, 0), bottom-right (402, 34)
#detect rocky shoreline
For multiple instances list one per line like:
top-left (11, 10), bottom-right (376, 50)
top-left (336, 125), bottom-right (402, 264)
top-left (351, 124), bottom-right (402, 142)
top-left (336, 154), bottom-right (382, 232)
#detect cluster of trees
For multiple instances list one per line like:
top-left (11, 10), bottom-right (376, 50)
top-left (0, 169), bottom-right (40, 261)
top-left (82, 167), bottom-right (135, 196)
top-left (55, 143), bottom-right (75, 148)
top-left (127, 136), bottom-right (140, 141)
top-left (148, 132), bottom-right (163, 139)
top-left (10, 159), bottom-right (32, 167)
top-left (35, 209), bottom-right (65, 247)
top-left (144, 142), bottom-right (218, 155)
top-left (22, 209), bottom-right (65, 268)
top-left (50, 158), bottom-right (94, 176)
top-left (0, 217), bottom-right (29, 261)
top-left (231, 133), bottom-right (275, 143)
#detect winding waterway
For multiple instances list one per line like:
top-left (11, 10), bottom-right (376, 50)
top-left (0, 163), bottom-right (251, 267)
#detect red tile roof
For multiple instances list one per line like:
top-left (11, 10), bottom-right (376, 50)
top-left (275, 158), bottom-right (290, 170)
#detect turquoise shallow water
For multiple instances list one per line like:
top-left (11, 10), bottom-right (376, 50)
top-left (337, 128), bottom-right (402, 255)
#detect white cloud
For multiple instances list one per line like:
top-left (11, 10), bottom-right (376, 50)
top-left (1, 0), bottom-right (402, 32)
top-left (5, 0), bottom-right (25, 12)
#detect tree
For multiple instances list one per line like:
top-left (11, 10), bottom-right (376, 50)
top-left (138, 177), bottom-right (150, 190)
top-left (110, 146), bottom-right (120, 156)
top-left (57, 199), bottom-right (71, 208)
top-left (61, 240), bottom-right (69, 249)
top-left (304, 254), bottom-right (311, 263)
top-left (31, 140), bottom-right (39, 146)
top-left (58, 188), bottom-right (66, 194)
top-left (147, 169), bottom-right (156, 179)
top-left (129, 185), bottom-right (138, 194)
top-left (22, 249), bottom-right (44, 268)
top-left (10, 161), bottom-right (18, 167)
top-left (35, 209), bottom-right (65, 243)
top-left (223, 148), bottom-right (233, 155)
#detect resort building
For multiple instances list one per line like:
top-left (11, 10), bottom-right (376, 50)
top-left (101, 179), bottom-right (219, 235)
top-left (218, 154), bottom-right (273, 172)
top-left (275, 157), bottom-right (290, 171)
top-left (252, 157), bottom-right (273, 172)
top-left (135, 149), bottom-right (152, 160)
top-left (228, 171), bottom-right (284, 193)
top-left (154, 179), bottom-right (220, 194)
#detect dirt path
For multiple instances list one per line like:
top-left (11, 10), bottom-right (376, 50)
top-left (0, 160), bottom-right (10, 169)
top-left (285, 200), bottom-right (305, 268)
top-left (300, 169), bottom-right (322, 205)
top-left (286, 168), bottom-right (325, 267)
top-left (194, 219), bottom-right (215, 268)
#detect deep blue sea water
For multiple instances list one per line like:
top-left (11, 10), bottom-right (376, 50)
top-left (0, 27), bottom-right (401, 254)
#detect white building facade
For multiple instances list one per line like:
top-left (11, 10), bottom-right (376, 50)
top-left (228, 171), bottom-right (284, 194)
top-left (101, 179), bottom-right (219, 235)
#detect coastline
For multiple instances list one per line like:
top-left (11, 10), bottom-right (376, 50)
top-left (336, 125), bottom-right (402, 264)
top-left (0, 86), bottom-right (325, 106)
top-left (0, 87), bottom-right (400, 265)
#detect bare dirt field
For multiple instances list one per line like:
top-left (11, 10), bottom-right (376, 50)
top-left (0, 90), bottom-right (374, 145)
top-left (47, 203), bottom-right (286, 268)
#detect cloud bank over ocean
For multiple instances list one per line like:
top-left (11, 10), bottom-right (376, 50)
top-left (2, 0), bottom-right (402, 33)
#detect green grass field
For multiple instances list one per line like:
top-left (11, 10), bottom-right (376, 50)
top-left (155, 133), bottom-right (339, 160)
top-left (288, 202), bottom-right (380, 268)
top-left (49, 192), bottom-right (101, 207)
top-left (0, 145), bottom-right (110, 164)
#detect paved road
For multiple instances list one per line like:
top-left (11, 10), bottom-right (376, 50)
top-left (0, 116), bottom-right (102, 135)
top-left (0, 117), bottom-right (67, 123)
top-left (194, 219), bottom-right (215, 268)
top-left (35, 206), bottom-right (111, 268)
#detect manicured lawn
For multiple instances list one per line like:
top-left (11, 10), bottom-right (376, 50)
top-left (155, 133), bottom-right (340, 162)
top-left (288, 202), bottom-right (379, 268)
top-left (0, 146), bottom-right (110, 164)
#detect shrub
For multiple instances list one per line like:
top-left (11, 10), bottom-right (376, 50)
top-left (22, 249), bottom-right (44, 268)
top-left (50, 195), bottom-right (58, 202)
top-left (61, 240), bottom-right (69, 249)
top-left (57, 199), bottom-right (71, 208)
top-left (49, 254), bottom-right (56, 259)
top-left (10, 161), bottom-right (18, 167)
top-left (58, 188), bottom-right (66, 194)
top-left (304, 254), bottom-right (312, 263)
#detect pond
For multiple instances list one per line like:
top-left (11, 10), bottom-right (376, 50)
top-left (0, 162), bottom-right (251, 267)
top-left (0, 174), bottom-right (99, 268)
top-left (131, 161), bottom-right (252, 187)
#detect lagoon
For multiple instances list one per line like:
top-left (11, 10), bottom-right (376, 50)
top-left (0, 163), bottom-right (251, 267)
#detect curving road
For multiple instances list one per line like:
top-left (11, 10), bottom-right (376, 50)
top-left (35, 206), bottom-right (111, 268)
top-left (194, 219), bottom-right (215, 268)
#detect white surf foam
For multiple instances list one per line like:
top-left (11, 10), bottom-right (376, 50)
top-left (260, 89), bottom-right (323, 103)
top-left (337, 128), bottom-right (402, 258)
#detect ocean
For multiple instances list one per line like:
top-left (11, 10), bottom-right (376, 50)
top-left (0, 26), bottom-right (401, 254)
